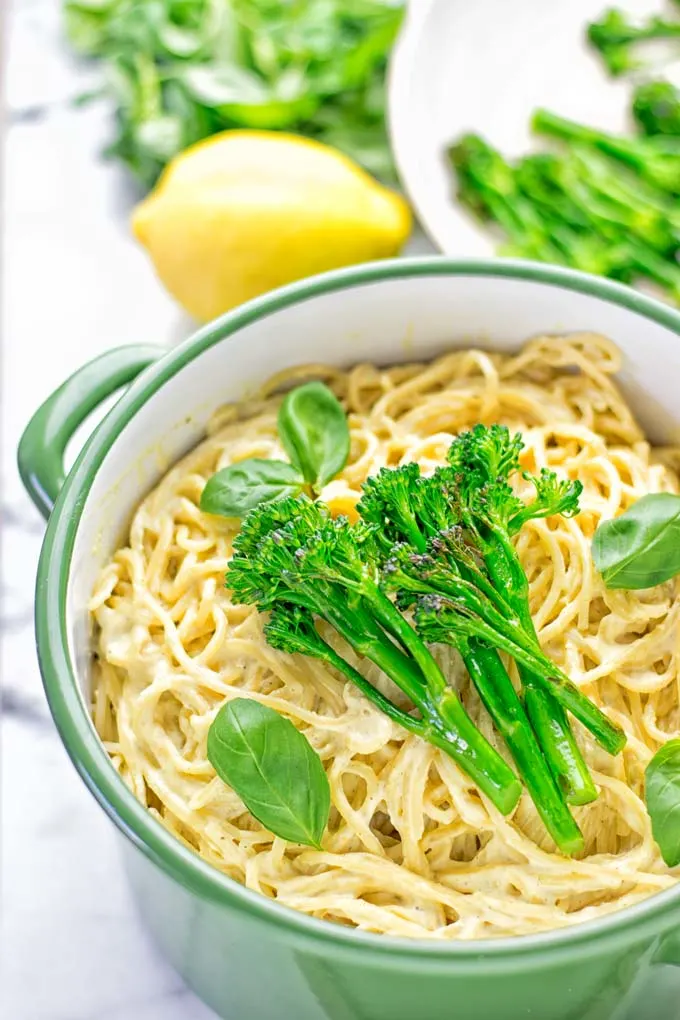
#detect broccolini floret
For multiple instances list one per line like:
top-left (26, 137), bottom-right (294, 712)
top-left (633, 80), bottom-right (680, 137)
top-left (587, 8), bottom-right (680, 76)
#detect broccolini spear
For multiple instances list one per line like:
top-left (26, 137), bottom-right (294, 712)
top-left (358, 464), bottom-right (586, 854)
top-left (449, 135), bottom-right (632, 278)
top-left (448, 135), bottom-right (567, 265)
top-left (359, 447), bottom-right (624, 759)
top-left (633, 80), bottom-right (680, 137)
top-left (265, 603), bottom-right (443, 739)
top-left (587, 8), bottom-right (680, 76)
top-left (533, 108), bottom-right (680, 196)
top-left (264, 603), bottom-right (521, 766)
top-left (516, 150), bottom-right (678, 259)
top-left (514, 149), bottom-right (680, 302)
top-left (443, 426), bottom-right (619, 803)
top-left (227, 495), bottom-right (522, 814)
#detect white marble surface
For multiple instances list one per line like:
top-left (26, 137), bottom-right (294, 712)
top-left (1, 2), bottom-right (432, 1018)
top-left (2, 3), bottom-right (217, 1018)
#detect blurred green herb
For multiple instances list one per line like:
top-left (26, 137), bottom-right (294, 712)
top-left (64, 0), bottom-right (404, 188)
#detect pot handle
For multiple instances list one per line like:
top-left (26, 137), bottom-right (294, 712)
top-left (18, 345), bottom-right (162, 520)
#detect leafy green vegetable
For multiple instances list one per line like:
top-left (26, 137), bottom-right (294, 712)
top-left (593, 493), bottom-right (680, 590)
top-left (63, 0), bottom-right (405, 187)
top-left (207, 697), bottom-right (330, 847)
top-left (587, 7), bottom-right (680, 76)
top-left (200, 380), bottom-right (350, 517)
top-left (645, 739), bottom-right (680, 867)
top-left (200, 458), bottom-right (304, 517)
top-left (278, 381), bottom-right (350, 489)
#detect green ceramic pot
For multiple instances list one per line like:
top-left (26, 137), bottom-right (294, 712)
top-left (19, 259), bottom-right (680, 1020)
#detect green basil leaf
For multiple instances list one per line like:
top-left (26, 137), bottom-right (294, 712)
top-left (645, 739), bottom-right (680, 867)
top-left (593, 493), bottom-right (680, 589)
top-left (200, 458), bottom-right (304, 518)
top-left (207, 698), bottom-right (330, 847)
top-left (277, 382), bottom-right (350, 489)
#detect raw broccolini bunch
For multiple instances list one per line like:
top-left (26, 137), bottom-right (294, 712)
top-left (227, 425), bottom-right (626, 855)
top-left (64, 0), bottom-right (404, 187)
top-left (449, 1), bottom-right (680, 304)
top-left (449, 115), bottom-right (680, 304)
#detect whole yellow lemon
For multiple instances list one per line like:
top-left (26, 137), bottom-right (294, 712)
top-left (131, 130), bottom-right (412, 322)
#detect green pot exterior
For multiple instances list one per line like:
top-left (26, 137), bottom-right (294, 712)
top-left (24, 259), bottom-right (680, 1020)
top-left (123, 833), bottom-right (680, 1020)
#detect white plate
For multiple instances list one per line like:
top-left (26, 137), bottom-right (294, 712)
top-left (388, 0), bottom-right (666, 255)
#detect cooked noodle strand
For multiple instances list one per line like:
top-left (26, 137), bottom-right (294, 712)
top-left (91, 334), bottom-right (680, 939)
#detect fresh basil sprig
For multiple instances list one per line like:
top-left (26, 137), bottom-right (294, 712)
top-left (592, 493), bottom-right (680, 590)
top-left (278, 381), bottom-right (351, 489)
top-left (207, 698), bottom-right (330, 848)
top-left (200, 381), bottom-right (350, 518)
top-left (645, 740), bottom-right (680, 867)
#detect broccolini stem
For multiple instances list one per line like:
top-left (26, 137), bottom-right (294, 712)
top-left (384, 549), bottom-right (570, 670)
top-left (482, 542), bottom-right (604, 798)
top-left (361, 584), bottom-right (521, 812)
top-left (362, 582), bottom-right (450, 698)
top-left (533, 109), bottom-right (679, 193)
top-left (522, 683), bottom-right (597, 806)
top-left (311, 588), bottom-right (427, 706)
top-left (508, 583), bottom-right (602, 803)
top-left (463, 640), bottom-right (585, 854)
top-left (426, 526), bottom-right (594, 808)
top-left (425, 706), bottom-right (522, 816)
top-left (306, 630), bottom-right (435, 737)
top-left (533, 109), bottom-right (616, 150)
top-left (418, 597), bottom-right (625, 755)
top-left (309, 584), bottom-right (520, 811)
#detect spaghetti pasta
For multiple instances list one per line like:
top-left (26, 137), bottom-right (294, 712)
top-left (90, 333), bottom-right (680, 939)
